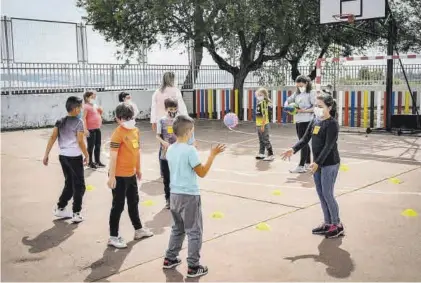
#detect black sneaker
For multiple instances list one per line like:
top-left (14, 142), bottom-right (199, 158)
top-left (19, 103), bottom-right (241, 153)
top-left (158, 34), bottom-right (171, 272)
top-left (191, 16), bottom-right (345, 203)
top-left (163, 258), bottom-right (181, 269)
top-left (312, 223), bottom-right (330, 235)
top-left (96, 162), bottom-right (106, 168)
top-left (89, 163), bottom-right (97, 169)
top-left (325, 224), bottom-right (345, 239)
top-left (187, 265), bottom-right (208, 278)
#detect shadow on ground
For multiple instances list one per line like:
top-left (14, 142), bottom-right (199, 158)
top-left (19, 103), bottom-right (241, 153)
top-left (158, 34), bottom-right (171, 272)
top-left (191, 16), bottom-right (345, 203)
top-left (21, 219), bottom-right (79, 253)
top-left (284, 237), bottom-right (355, 278)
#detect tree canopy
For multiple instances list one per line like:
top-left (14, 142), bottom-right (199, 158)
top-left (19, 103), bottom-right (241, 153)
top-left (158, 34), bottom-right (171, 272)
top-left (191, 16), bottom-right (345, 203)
top-left (78, 0), bottom-right (421, 116)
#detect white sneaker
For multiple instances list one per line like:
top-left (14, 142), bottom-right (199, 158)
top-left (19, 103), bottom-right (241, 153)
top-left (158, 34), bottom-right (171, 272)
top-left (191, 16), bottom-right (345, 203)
top-left (108, 236), bottom-right (127, 249)
top-left (71, 212), bottom-right (84, 223)
top-left (255, 154), bottom-right (265, 160)
top-left (304, 164), bottom-right (311, 171)
top-left (263, 155), bottom-right (275, 161)
top-left (289, 166), bottom-right (307, 173)
top-left (134, 227), bottom-right (154, 240)
top-left (53, 207), bottom-right (73, 218)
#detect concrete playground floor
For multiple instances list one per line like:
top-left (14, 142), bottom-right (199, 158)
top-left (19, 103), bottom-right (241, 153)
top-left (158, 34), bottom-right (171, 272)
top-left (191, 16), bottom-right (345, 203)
top-left (1, 120), bottom-right (421, 282)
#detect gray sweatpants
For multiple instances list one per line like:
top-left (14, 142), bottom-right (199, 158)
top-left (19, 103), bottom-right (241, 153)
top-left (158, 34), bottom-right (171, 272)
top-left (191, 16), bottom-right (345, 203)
top-left (165, 193), bottom-right (203, 267)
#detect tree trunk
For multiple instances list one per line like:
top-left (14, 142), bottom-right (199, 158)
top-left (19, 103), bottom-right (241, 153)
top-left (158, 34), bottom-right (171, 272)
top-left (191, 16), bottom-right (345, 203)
top-left (233, 70), bottom-right (248, 120)
top-left (182, 41), bottom-right (203, 90)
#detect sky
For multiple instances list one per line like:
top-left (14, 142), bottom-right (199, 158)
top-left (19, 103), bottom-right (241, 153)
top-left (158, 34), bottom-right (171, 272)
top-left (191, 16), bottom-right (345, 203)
top-left (1, 0), bottom-right (419, 65)
top-left (0, 0), bottom-right (216, 65)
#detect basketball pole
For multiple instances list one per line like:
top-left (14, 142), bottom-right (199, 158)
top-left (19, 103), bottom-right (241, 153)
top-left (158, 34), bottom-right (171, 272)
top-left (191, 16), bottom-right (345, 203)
top-left (384, 1), bottom-right (395, 131)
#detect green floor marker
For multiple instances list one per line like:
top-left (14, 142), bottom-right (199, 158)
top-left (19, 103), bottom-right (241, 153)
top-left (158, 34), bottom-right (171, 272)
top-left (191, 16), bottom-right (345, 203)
top-left (211, 211), bottom-right (224, 219)
top-left (401, 209), bottom-right (418, 217)
top-left (86, 185), bottom-right (95, 191)
top-left (389, 177), bottom-right (402, 184)
top-left (255, 222), bottom-right (271, 231)
top-left (339, 164), bottom-right (349, 172)
top-left (141, 200), bottom-right (155, 207)
top-left (272, 190), bottom-right (282, 196)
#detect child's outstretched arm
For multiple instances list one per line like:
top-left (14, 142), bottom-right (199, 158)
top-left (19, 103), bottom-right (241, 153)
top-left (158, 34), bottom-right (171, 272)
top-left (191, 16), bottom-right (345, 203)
top-left (193, 144), bottom-right (226, 178)
top-left (43, 127), bottom-right (58, 166)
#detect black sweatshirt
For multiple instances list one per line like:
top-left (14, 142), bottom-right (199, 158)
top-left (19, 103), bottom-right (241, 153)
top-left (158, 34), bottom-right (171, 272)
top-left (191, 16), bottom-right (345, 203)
top-left (292, 117), bottom-right (340, 167)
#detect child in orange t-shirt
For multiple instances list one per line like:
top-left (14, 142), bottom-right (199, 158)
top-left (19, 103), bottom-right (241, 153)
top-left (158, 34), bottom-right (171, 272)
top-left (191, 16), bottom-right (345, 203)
top-left (107, 102), bottom-right (154, 249)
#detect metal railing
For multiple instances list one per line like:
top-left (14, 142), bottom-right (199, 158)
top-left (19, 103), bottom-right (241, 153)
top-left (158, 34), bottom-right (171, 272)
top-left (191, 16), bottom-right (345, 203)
top-left (1, 62), bottom-right (421, 94)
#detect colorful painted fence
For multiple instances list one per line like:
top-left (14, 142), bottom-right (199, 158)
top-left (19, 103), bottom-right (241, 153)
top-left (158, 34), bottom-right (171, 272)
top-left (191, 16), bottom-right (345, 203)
top-left (191, 88), bottom-right (421, 129)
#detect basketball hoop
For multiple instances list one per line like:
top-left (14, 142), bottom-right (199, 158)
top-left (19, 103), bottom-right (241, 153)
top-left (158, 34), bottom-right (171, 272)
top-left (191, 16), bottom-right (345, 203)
top-left (333, 13), bottom-right (356, 24)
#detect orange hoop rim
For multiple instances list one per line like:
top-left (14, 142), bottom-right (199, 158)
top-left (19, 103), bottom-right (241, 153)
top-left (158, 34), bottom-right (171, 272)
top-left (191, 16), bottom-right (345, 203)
top-left (332, 13), bottom-right (356, 23)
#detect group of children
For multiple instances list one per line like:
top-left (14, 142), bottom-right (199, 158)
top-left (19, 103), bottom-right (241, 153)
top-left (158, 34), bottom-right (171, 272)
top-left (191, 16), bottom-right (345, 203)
top-left (43, 77), bottom-right (344, 278)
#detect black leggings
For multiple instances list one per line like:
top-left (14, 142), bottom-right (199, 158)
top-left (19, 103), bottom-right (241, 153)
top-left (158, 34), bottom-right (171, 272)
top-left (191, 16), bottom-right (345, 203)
top-left (87, 128), bottom-right (102, 164)
top-left (296, 122), bottom-right (311, 166)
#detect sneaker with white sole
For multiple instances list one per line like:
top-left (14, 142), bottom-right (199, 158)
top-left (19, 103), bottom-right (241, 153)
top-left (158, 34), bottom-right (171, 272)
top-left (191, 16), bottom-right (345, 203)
top-left (304, 164), bottom-right (311, 171)
top-left (134, 227), bottom-right (154, 240)
top-left (263, 155), bottom-right (275, 161)
top-left (255, 154), bottom-right (265, 160)
top-left (71, 212), bottom-right (84, 223)
top-left (108, 236), bottom-right (127, 249)
top-left (163, 257), bottom-right (182, 269)
top-left (289, 166), bottom-right (307, 173)
top-left (53, 207), bottom-right (73, 218)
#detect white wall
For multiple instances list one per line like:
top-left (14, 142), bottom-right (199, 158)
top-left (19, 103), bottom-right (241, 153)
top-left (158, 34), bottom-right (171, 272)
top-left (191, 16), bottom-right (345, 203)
top-left (1, 90), bottom-right (155, 130)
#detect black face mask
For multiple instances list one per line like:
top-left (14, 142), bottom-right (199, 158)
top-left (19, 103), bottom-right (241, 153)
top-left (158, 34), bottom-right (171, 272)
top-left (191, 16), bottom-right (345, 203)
top-left (168, 111), bottom-right (177, 118)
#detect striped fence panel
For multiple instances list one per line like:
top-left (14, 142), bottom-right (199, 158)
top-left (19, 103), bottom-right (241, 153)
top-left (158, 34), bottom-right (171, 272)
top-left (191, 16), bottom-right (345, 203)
top-left (191, 88), bottom-right (421, 128)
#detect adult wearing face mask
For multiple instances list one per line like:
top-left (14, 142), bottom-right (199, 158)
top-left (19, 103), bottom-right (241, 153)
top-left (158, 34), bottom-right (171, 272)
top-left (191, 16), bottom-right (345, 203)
top-left (285, 75), bottom-right (316, 173)
top-left (118, 92), bottom-right (140, 120)
top-left (150, 72), bottom-right (190, 177)
top-left (83, 91), bottom-right (105, 169)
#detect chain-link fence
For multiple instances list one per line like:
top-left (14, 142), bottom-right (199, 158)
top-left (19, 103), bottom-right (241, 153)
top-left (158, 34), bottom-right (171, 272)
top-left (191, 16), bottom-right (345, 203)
top-left (1, 16), bottom-right (421, 94)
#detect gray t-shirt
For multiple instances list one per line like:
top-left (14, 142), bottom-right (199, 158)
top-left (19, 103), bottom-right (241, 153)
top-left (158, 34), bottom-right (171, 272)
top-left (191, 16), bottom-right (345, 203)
top-left (55, 116), bottom-right (84, 157)
top-left (157, 115), bottom-right (177, 159)
top-left (286, 90), bottom-right (316, 123)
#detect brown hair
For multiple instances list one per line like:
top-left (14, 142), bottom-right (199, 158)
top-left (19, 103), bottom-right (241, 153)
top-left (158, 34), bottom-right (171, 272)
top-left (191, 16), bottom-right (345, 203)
top-left (83, 91), bottom-right (95, 103)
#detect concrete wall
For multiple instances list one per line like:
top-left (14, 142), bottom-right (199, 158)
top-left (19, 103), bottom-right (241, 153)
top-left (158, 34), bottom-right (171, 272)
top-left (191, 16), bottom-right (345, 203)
top-left (1, 90), bottom-right (155, 130)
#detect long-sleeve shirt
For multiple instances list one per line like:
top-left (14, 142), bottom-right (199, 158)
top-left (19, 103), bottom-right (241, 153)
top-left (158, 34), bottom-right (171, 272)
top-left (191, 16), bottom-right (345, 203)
top-left (286, 91), bottom-right (316, 123)
top-left (292, 117), bottom-right (340, 167)
top-left (150, 86), bottom-right (188, 124)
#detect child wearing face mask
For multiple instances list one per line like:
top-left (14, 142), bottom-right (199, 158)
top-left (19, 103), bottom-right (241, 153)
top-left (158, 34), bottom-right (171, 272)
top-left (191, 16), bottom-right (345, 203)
top-left (107, 102), bottom-right (154, 249)
top-left (118, 91), bottom-right (140, 119)
top-left (43, 96), bottom-right (89, 223)
top-left (83, 91), bottom-right (105, 169)
top-left (156, 98), bottom-right (179, 209)
top-left (255, 88), bottom-right (274, 161)
top-left (285, 75), bottom-right (316, 173)
top-left (281, 93), bottom-right (344, 239)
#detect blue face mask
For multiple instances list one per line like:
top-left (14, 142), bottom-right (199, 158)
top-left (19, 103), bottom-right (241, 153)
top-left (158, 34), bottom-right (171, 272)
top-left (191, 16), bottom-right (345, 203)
top-left (76, 110), bottom-right (82, 119)
top-left (187, 131), bottom-right (195, 145)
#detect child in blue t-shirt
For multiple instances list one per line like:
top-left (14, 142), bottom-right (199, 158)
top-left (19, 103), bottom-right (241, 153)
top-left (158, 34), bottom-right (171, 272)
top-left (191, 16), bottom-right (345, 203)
top-left (162, 115), bottom-right (225, 278)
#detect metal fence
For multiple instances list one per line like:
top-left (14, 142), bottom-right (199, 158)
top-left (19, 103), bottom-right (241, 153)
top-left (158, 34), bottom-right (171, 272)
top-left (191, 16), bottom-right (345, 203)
top-left (1, 16), bottom-right (421, 94)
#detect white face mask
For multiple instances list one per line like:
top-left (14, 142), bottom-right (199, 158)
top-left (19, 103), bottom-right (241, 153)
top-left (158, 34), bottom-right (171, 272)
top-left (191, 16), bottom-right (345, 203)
top-left (256, 95), bottom-right (264, 101)
top-left (314, 107), bottom-right (324, 118)
top-left (299, 87), bottom-right (306, 93)
top-left (121, 119), bottom-right (136, 129)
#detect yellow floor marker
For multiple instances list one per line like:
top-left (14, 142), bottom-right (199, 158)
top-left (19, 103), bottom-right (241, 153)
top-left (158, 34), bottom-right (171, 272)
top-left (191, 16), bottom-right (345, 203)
top-left (272, 190), bottom-right (282, 196)
top-left (389, 177), bottom-right (403, 184)
top-left (255, 222), bottom-right (271, 231)
top-left (339, 164), bottom-right (349, 172)
top-left (141, 200), bottom-right (155, 207)
top-left (211, 211), bottom-right (224, 219)
top-left (86, 185), bottom-right (95, 191)
top-left (401, 209), bottom-right (418, 217)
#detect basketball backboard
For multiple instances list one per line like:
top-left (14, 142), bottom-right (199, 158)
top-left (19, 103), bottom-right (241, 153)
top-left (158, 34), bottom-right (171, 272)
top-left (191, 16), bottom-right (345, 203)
top-left (320, 0), bottom-right (386, 24)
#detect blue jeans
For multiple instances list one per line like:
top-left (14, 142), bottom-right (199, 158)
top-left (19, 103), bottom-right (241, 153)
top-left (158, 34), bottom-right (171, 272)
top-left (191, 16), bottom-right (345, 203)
top-left (313, 164), bottom-right (341, 225)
